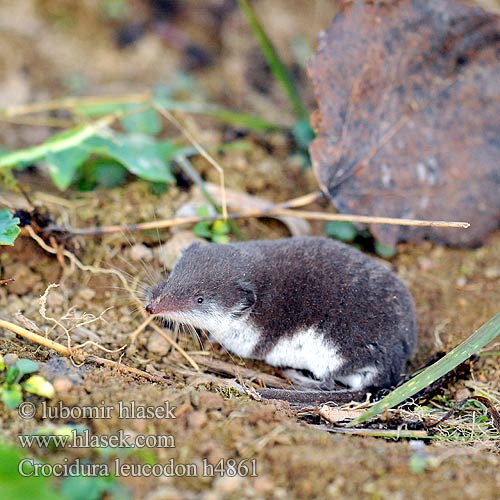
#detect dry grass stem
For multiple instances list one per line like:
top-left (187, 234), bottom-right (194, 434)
top-left (56, 207), bottom-right (470, 236)
top-left (26, 225), bottom-right (201, 372)
top-left (0, 318), bottom-right (167, 384)
top-left (154, 104), bottom-right (228, 219)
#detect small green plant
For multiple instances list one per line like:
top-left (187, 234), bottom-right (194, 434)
top-left (0, 355), bottom-right (55, 409)
top-left (0, 209), bottom-right (20, 246)
top-left (61, 474), bottom-right (130, 500)
top-left (0, 444), bottom-right (63, 500)
top-left (0, 442), bottom-right (130, 500)
top-left (193, 205), bottom-right (231, 243)
top-left (0, 87), bottom-right (280, 193)
top-left (325, 221), bottom-right (397, 258)
top-left (325, 221), bottom-right (359, 243)
top-left (348, 311), bottom-right (500, 427)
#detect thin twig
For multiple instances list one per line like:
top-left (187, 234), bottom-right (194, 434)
top-left (51, 206), bottom-right (469, 236)
top-left (271, 208), bottom-right (470, 228)
top-left (26, 225), bottom-right (200, 371)
top-left (130, 316), bottom-right (154, 342)
top-left (154, 104), bottom-right (228, 219)
top-left (0, 317), bottom-right (167, 383)
top-left (0, 115), bottom-right (77, 127)
top-left (425, 396), bottom-right (500, 432)
top-left (0, 318), bottom-right (71, 356)
top-left (282, 191), bottom-right (324, 208)
top-left (175, 156), bottom-right (243, 239)
top-left (1, 93), bottom-right (150, 117)
top-left (314, 424), bottom-right (430, 439)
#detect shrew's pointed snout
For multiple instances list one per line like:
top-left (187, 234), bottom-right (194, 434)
top-left (145, 294), bottom-right (185, 315)
top-left (145, 299), bottom-right (163, 315)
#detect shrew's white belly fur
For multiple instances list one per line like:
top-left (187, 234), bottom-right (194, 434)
top-left (208, 318), bottom-right (261, 358)
top-left (209, 315), bottom-right (345, 381)
top-left (164, 309), bottom-right (377, 389)
top-left (264, 328), bottom-right (344, 380)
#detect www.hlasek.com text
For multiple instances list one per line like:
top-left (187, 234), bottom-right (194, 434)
top-left (18, 429), bottom-right (175, 449)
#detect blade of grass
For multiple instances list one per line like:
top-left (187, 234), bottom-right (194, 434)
top-left (347, 311), bottom-right (500, 427)
top-left (153, 98), bottom-right (281, 132)
top-left (1, 94), bottom-right (283, 132)
top-left (0, 115), bottom-right (116, 169)
top-left (237, 0), bottom-right (308, 120)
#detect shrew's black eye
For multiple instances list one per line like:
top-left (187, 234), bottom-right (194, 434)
top-left (197, 297), bottom-right (204, 304)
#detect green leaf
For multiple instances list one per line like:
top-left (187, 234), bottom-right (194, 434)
top-left (212, 219), bottom-right (230, 235)
top-left (193, 222), bottom-right (213, 239)
top-left (23, 375), bottom-right (55, 399)
top-left (196, 205), bottom-right (212, 217)
top-left (347, 311), bottom-right (500, 427)
top-left (120, 106), bottom-right (162, 136)
top-left (0, 445), bottom-right (63, 500)
top-left (0, 354), bottom-right (5, 371)
top-left (61, 475), bottom-right (106, 500)
top-left (84, 133), bottom-right (176, 183)
top-left (0, 123), bottom-right (101, 170)
top-left (374, 242), bottom-right (397, 258)
top-left (292, 118), bottom-right (315, 151)
top-left (149, 182), bottom-right (168, 195)
top-left (154, 98), bottom-right (282, 132)
top-left (15, 359), bottom-right (39, 377)
top-left (93, 159), bottom-right (128, 188)
top-left (76, 102), bottom-right (130, 117)
top-left (0, 209), bottom-right (20, 246)
top-left (5, 366), bottom-right (20, 385)
top-left (46, 146), bottom-right (89, 190)
top-left (325, 221), bottom-right (358, 243)
top-left (76, 158), bottom-right (127, 191)
top-left (62, 475), bottom-right (131, 500)
top-left (211, 234), bottom-right (230, 244)
top-left (409, 453), bottom-right (428, 474)
top-left (1, 384), bottom-right (23, 409)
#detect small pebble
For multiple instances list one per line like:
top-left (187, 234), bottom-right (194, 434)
top-left (198, 391), bottom-right (224, 410)
top-left (77, 288), bottom-right (96, 301)
top-left (47, 291), bottom-right (65, 308)
top-left (130, 244), bottom-right (153, 262)
top-left (253, 475), bottom-right (275, 494)
top-left (484, 267), bottom-right (500, 279)
top-left (3, 353), bottom-right (18, 366)
top-left (146, 331), bottom-right (170, 356)
top-left (4, 264), bottom-right (40, 295)
top-left (188, 411), bottom-right (208, 429)
top-left (455, 388), bottom-right (472, 400)
top-left (52, 377), bottom-right (73, 394)
top-left (145, 487), bottom-right (182, 500)
top-left (155, 231), bottom-right (204, 270)
top-left (418, 257), bottom-right (434, 271)
top-left (213, 475), bottom-right (244, 494)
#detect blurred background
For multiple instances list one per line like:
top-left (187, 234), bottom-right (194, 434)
top-left (0, 0), bottom-right (338, 148)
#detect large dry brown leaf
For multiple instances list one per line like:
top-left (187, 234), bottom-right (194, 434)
top-left (309, 0), bottom-right (500, 247)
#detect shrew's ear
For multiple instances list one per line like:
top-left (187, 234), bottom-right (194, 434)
top-left (233, 280), bottom-right (256, 316)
